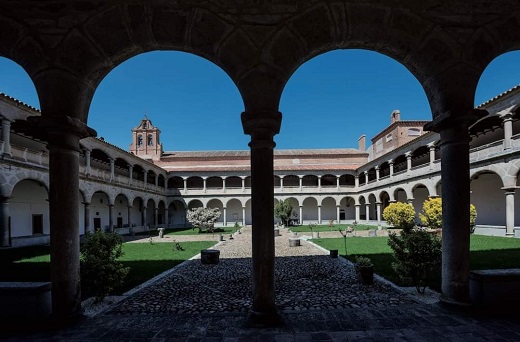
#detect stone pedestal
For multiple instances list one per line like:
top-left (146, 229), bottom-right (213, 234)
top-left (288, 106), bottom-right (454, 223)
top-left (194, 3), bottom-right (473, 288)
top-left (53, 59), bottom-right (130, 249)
top-left (289, 238), bottom-right (300, 247)
top-left (201, 249), bottom-right (220, 264)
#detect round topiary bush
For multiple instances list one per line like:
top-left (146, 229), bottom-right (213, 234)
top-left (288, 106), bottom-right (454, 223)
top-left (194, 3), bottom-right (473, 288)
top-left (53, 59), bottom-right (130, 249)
top-left (382, 202), bottom-right (416, 233)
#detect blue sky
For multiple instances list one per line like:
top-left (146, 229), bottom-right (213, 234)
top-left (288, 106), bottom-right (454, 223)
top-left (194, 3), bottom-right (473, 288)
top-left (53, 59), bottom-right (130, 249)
top-left (1, 50), bottom-right (519, 151)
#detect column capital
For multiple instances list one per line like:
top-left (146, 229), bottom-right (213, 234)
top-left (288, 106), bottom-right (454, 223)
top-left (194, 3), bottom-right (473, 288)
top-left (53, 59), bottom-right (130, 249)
top-left (241, 110), bottom-right (282, 148)
top-left (424, 108), bottom-right (488, 133)
top-left (405, 151), bottom-right (412, 158)
top-left (374, 165), bottom-right (379, 170)
top-left (502, 187), bottom-right (517, 194)
top-left (388, 159), bottom-right (394, 164)
top-left (427, 141), bottom-right (436, 149)
top-left (27, 116), bottom-right (96, 151)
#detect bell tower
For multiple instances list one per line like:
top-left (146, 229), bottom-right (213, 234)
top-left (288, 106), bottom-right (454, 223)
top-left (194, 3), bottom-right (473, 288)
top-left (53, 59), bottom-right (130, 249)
top-left (129, 116), bottom-right (163, 161)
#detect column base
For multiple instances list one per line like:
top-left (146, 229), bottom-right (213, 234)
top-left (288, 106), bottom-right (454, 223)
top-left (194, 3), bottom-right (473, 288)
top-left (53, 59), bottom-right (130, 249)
top-left (244, 309), bottom-right (284, 328)
top-left (438, 295), bottom-right (471, 311)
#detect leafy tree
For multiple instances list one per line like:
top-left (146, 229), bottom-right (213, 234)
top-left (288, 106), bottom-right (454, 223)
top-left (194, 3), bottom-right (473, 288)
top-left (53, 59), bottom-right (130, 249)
top-left (388, 229), bottom-right (442, 294)
top-left (419, 197), bottom-right (478, 230)
top-left (382, 202), bottom-right (416, 233)
top-left (81, 230), bottom-right (130, 303)
top-left (186, 207), bottom-right (221, 233)
top-left (275, 199), bottom-right (294, 226)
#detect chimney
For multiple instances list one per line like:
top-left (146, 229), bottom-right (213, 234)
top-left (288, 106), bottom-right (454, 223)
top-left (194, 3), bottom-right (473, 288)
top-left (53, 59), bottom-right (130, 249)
top-left (391, 110), bottom-right (400, 124)
top-left (358, 135), bottom-right (366, 152)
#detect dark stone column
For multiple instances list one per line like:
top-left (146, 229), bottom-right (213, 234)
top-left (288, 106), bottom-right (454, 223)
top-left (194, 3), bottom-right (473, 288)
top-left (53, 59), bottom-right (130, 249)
top-left (108, 204), bottom-right (114, 232)
top-left (241, 110), bottom-right (282, 327)
top-left (426, 109), bottom-right (486, 307)
top-left (83, 202), bottom-right (91, 234)
top-left (44, 118), bottom-right (95, 323)
top-left (0, 196), bottom-right (10, 247)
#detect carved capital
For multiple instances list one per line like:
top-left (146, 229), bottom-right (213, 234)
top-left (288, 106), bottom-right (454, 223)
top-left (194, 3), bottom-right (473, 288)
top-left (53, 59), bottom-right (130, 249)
top-left (241, 110), bottom-right (282, 148)
top-left (424, 108), bottom-right (488, 133)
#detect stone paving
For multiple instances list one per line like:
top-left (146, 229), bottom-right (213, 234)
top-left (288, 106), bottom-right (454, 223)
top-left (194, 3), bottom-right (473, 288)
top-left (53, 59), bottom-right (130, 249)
top-left (4, 227), bottom-right (520, 341)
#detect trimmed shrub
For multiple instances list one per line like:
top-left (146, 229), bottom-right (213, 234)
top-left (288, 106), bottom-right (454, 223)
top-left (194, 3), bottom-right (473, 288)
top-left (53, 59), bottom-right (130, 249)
top-left (275, 199), bottom-right (294, 226)
top-left (382, 202), bottom-right (416, 233)
top-left (81, 230), bottom-right (130, 303)
top-left (419, 198), bottom-right (478, 230)
top-left (387, 229), bottom-right (442, 294)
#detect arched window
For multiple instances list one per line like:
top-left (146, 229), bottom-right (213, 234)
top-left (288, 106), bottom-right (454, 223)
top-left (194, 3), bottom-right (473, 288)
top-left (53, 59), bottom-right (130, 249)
top-left (148, 134), bottom-right (153, 146)
top-left (137, 135), bottom-right (143, 146)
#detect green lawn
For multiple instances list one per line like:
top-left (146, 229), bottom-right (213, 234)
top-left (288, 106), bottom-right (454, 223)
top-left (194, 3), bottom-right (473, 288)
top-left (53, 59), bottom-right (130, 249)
top-left (0, 240), bottom-right (215, 298)
top-left (290, 223), bottom-right (387, 233)
top-left (312, 235), bottom-right (520, 291)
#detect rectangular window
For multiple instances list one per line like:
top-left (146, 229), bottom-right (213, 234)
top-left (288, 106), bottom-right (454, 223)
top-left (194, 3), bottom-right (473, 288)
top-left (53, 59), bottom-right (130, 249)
top-left (32, 214), bottom-right (43, 235)
top-left (94, 218), bottom-right (101, 229)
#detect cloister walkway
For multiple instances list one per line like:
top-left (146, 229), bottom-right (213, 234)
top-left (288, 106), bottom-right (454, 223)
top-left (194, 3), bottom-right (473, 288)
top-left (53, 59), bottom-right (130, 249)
top-left (6, 228), bottom-right (520, 341)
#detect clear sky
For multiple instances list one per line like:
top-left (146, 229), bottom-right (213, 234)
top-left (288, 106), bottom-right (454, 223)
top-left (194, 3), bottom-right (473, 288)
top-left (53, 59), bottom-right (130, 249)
top-left (1, 50), bottom-right (519, 152)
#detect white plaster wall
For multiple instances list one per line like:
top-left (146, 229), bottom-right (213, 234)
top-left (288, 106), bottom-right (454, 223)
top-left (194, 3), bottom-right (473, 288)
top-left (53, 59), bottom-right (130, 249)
top-left (245, 200), bottom-right (252, 225)
top-left (114, 196), bottom-right (129, 227)
top-left (10, 180), bottom-right (49, 237)
top-left (471, 173), bottom-right (505, 225)
top-left (226, 199), bottom-right (243, 225)
top-left (413, 187), bottom-right (430, 223)
top-left (91, 192), bottom-right (109, 230)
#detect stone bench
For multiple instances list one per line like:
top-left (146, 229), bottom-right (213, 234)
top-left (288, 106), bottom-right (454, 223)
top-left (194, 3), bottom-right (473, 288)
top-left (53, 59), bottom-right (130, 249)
top-left (0, 282), bottom-right (52, 320)
top-left (470, 269), bottom-right (520, 311)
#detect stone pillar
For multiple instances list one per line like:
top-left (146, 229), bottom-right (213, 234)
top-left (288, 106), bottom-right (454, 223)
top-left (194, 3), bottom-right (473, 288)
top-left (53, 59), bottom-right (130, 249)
top-left (242, 206), bottom-right (246, 227)
top-left (142, 207), bottom-right (147, 227)
top-left (388, 159), bottom-right (394, 177)
top-left (317, 175), bottom-right (322, 190)
top-left (241, 177), bottom-right (245, 192)
top-left (222, 177), bottom-right (226, 192)
top-left (164, 208), bottom-right (168, 226)
top-left (299, 176), bottom-right (303, 191)
top-left (336, 205), bottom-right (341, 224)
top-left (108, 204), bottom-right (114, 232)
top-left (241, 109), bottom-right (281, 327)
top-left (299, 205), bottom-right (303, 225)
top-left (364, 171), bottom-right (368, 184)
top-left (223, 207), bottom-right (227, 226)
top-left (127, 206), bottom-right (132, 228)
top-left (45, 121), bottom-right (94, 322)
top-left (405, 151), bottom-right (412, 171)
top-left (428, 142), bottom-right (436, 165)
top-left (317, 205), bottom-right (322, 224)
top-left (426, 109), bottom-right (487, 307)
top-left (280, 176), bottom-right (284, 191)
top-left (154, 207), bottom-right (159, 227)
top-left (1, 119), bottom-right (12, 156)
top-left (375, 166), bottom-right (380, 181)
top-left (84, 202), bottom-right (91, 234)
top-left (504, 188), bottom-right (515, 236)
top-left (355, 175), bottom-right (359, 187)
top-left (203, 177), bottom-right (207, 193)
top-left (183, 178), bottom-right (187, 193)
top-left (355, 204), bottom-right (360, 223)
top-left (376, 202), bottom-right (382, 228)
top-left (336, 176), bottom-right (340, 189)
top-left (109, 158), bottom-right (115, 182)
top-left (502, 112), bottom-right (513, 150)
top-left (365, 204), bottom-right (370, 223)
top-left (85, 149), bottom-right (91, 175)
top-left (0, 196), bottom-right (10, 247)
top-left (155, 174), bottom-right (159, 187)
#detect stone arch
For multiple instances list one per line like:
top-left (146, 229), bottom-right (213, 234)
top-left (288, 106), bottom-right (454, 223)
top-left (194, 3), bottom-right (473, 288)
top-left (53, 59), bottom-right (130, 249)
top-left (10, 179), bottom-right (50, 239)
top-left (470, 167), bottom-right (506, 189)
top-left (145, 198), bottom-right (156, 227)
top-left (168, 176), bottom-right (184, 189)
top-left (302, 197), bottom-right (318, 223)
top-left (394, 187), bottom-right (409, 203)
top-left (339, 196), bottom-right (356, 222)
top-left (412, 183), bottom-right (430, 221)
top-left (168, 199), bottom-right (187, 228)
top-left (320, 196), bottom-right (337, 222)
top-left (188, 199), bottom-right (203, 210)
top-left (225, 198), bottom-right (243, 226)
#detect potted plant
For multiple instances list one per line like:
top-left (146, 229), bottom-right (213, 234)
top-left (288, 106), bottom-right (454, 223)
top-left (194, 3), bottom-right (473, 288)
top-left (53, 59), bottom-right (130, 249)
top-left (355, 255), bottom-right (374, 285)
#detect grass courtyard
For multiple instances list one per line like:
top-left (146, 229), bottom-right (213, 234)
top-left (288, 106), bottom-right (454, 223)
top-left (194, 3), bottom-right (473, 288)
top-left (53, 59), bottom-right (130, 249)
top-left (289, 223), bottom-right (387, 233)
top-left (0, 240), bottom-right (216, 298)
top-left (312, 234), bottom-right (520, 291)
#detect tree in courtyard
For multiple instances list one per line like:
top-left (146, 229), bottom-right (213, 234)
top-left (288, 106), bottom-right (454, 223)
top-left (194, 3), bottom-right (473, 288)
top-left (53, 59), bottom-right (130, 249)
top-left (382, 202), bottom-right (416, 233)
top-left (275, 199), bottom-right (294, 227)
top-left (186, 207), bottom-right (221, 233)
top-left (419, 197), bottom-right (477, 231)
